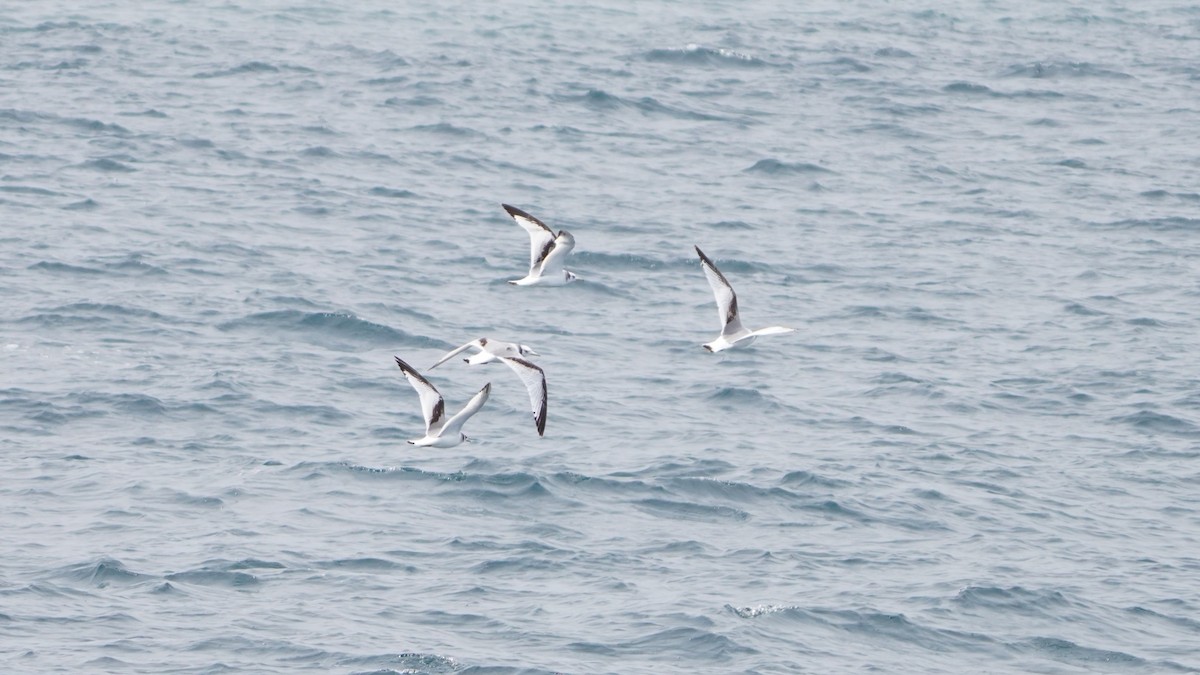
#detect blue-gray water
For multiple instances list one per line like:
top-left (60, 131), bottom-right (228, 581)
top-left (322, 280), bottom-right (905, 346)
top-left (2, 1), bottom-right (1199, 672)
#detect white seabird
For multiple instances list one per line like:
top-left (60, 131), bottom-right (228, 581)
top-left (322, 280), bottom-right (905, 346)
top-left (694, 245), bottom-right (795, 352)
top-left (502, 203), bottom-right (578, 286)
top-left (394, 356), bottom-right (490, 448)
top-left (496, 355), bottom-right (548, 437)
top-left (427, 337), bottom-right (539, 370)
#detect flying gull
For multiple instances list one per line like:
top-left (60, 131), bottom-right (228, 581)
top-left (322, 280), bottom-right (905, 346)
top-left (694, 245), bottom-right (795, 352)
top-left (502, 203), bottom-right (578, 286)
top-left (394, 356), bottom-right (490, 448)
top-left (428, 340), bottom-right (548, 437)
top-left (428, 337), bottom-right (538, 370)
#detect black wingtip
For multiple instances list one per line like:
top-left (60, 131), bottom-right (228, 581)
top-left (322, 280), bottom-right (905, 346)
top-left (502, 203), bottom-right (552, 230)
top-left (502, 203), bottom-right (530, 219)
top-left (394, 355), bottom-right (412, 371)
top-left (537, 376), bottom-right (547, 436)
top-left (533, 405), bottom-right (546, 436)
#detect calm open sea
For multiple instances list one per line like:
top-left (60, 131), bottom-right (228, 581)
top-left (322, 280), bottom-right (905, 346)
top-left (2, 1), bottom-right (1199, 672)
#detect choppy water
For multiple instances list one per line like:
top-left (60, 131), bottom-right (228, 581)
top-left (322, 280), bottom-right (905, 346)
top-left (3, 1), bottom-right (1199, 672)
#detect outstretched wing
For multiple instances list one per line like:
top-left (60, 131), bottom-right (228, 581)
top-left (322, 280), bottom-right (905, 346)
top-left (694, 246), bottom-right (744, 336)
top-left (748, 326), bottom-right (795, 338)
top-left (537, 230), bottom-right (575, 277)
top-left (498, 356), bottom-right (547, 437)
top-left (503, 204), bottom-right (557, 274)
top-left (428, 338), bottom-right (485, 371)
top-left (395, 356), bottom-right (445, 434)
top-left (440, 382), bottom-right (492, 437)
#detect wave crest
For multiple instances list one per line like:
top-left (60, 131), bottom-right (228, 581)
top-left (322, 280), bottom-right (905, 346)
top-left (642, 45), bottom-right (774, 68)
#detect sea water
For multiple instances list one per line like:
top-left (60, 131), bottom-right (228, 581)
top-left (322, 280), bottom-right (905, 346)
top-left (2, 1), bottom-right (1199, 672)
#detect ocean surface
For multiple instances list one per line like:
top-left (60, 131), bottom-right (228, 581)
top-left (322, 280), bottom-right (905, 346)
top-left (2, 1), bottom-right (1199, 672)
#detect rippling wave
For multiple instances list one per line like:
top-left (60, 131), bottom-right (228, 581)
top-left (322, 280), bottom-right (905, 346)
top-left (1, 1), bottom-right (1197, 673)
